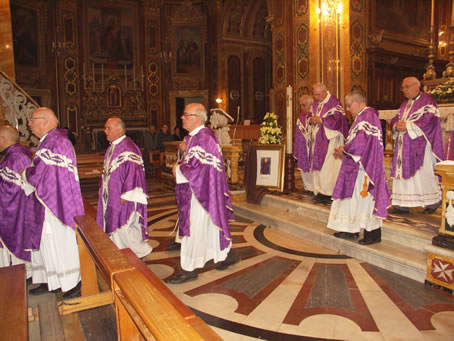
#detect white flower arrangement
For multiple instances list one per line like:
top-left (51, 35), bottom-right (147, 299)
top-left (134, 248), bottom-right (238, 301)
top-left (258, 112), bottom-right (283, 144)
top-left (427, 80), bottom-right (454, 102)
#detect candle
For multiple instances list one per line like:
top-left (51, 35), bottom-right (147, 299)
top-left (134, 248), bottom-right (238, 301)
top-left (101, 64), bottom-right (104, 90)
top-left (452, 0), bottom-right (454, 25)
top-left (92, 63), bottom-right (95, 90)
top-left (237, 106), bottom-right (240, 124)
top-left (133, 64), bottom-right (136, 90)
top-left (286, 85), bottom-right (293, 154)
top-left (431, 0), bottom-right (435, 27)
top-left (124, 64), bottom-right (127, 91)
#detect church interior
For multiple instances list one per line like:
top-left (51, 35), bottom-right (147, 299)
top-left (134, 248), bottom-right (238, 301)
top-left (2, 0), bottom-right (454, 340)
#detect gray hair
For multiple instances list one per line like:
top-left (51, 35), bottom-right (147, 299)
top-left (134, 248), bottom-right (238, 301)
top-left (312, 83), bottom-right (327, 92)
top-left (300, 95), bottom-right (314, 105)
top-left (111, 117), bottom-right (126, 133)
top-left (193, 106), bottom-right (208, 123)
top-left (346, 91), bottom-right (366, 104)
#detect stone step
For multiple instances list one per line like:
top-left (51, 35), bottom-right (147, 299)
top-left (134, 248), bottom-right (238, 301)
top-left (233, 198), bottom-right (427, 283)
top-left (260, 195), bottom-right (438, 253)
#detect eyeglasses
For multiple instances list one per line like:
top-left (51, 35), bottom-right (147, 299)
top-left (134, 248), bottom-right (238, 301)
top-left (29, 117), bottom-right (45, 121)
top-left (182, 112), bottom-right (198, 117)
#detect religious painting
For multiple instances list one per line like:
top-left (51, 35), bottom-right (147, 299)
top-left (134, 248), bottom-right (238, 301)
top-left (11, 4), bottom-right (39, 67)
top-left (174, 25), bottom-right (201, 74)
top-left (255, 144), bottom-right (285, 191)
top-left (86, 1), bottom-right (138, 68)
top-left (376, 0), bottom-right (430, 44)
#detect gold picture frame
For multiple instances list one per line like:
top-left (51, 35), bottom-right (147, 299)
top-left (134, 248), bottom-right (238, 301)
top-left (255, 144), bottom-right (285, 192)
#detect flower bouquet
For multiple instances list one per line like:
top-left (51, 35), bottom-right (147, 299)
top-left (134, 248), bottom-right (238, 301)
top-left (258, 112), bottom-right (283, 144)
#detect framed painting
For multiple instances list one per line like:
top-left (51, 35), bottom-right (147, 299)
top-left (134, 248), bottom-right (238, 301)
top-left (255, 144), bottom-right (285, 191)
top-left (375, 0), bottom-right (430, 46)
top-left (174, 25), bottom-right (202, 74)
top-left (85, 1), bottom-right (138, 68)
top-left (11, 4), bottom-right (39, 67)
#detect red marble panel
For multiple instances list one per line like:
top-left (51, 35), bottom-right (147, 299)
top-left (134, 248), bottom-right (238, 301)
top-left (283, 263), bottom-right (378, 331)
top-left (185, 256), bottom-right (299, 315)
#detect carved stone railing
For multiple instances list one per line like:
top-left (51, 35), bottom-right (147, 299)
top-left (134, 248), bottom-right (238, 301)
top-left (0, 71), bottom-right (39, 145)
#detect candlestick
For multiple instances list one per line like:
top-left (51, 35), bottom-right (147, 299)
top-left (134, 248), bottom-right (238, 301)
top-left (133, 64), bottom-right (136, 90)
top-left (101, 64), bottom-right (104, 90)
top-left (92, 63), bottom-right (95, 90)
top-left (124, 64), bottom-right (127, 91)
top-left (286, 85), bottom-right (293, 154)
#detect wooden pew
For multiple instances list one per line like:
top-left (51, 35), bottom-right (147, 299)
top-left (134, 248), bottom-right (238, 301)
top-left (76, 152), bottom-right (105, 181)
top-left (0, 264), bottom-right (28, 340)
top-left (58, 200), bottom-right (135, 315)
top-left (65, 200), bottom-right (221, 339)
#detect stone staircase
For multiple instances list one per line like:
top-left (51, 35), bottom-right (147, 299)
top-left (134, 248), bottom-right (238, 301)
top-left (232, 194), bottom-right (440, 283)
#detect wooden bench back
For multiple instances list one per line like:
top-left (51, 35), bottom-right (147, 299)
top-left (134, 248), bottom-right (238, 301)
top-left (0, 264), bottom-right (27, 340)
top-left (74, 200), bottom-right (221, 340)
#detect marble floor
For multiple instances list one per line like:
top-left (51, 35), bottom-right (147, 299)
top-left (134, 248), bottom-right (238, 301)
top-left (84, 179), bottom-right (454, 341)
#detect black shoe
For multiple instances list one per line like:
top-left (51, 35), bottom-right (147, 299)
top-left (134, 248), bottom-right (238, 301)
top-left (167, 271), bottom-right (198, 284)
top-left (314, 194), bottom-right (331, 203)
top-left (29, 283), bottom-right (49, 295)
top-left (333, 232), bottom-right (359, 239)
top-left (167, 242), bottom-right (181, 251)
top-left (26, 277), bottom-right (32, 285)
top-left (359, 238), bottom-right (381, 245)
top-left (216, 249), bottom-right (240, 271)
top-left (389, 207), bottom-right (409, 215)
top-left (63, 282), bottom-right (81, 299)
top-left (423, 207), bottom-right (437, 214)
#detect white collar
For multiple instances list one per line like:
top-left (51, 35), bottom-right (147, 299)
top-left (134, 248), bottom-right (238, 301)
top-left (189, 125), bottom-right (205, 136)
top-left (111, 134), bottom-right (127, 145)
top-left (320, 91), bottom-right (331, 105)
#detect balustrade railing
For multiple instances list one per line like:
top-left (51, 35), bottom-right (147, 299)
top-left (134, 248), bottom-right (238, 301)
top-left (0, 71), bottom-right (39, 145)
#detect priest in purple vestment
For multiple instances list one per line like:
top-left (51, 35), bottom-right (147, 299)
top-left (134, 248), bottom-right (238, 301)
top-left (23, 108), bottom-right (83, 298)
top-left (328, 92), bottom-right (391, 245)
top-left (0, 125), bottom-right (32, 268)
top-left (390, 77), bottom-right (444, 215)
top-left (309, 83), bottom-right (349, 202)
top-left (97, 117), bottom-right (152, 258)
top-left (168, 103), bottom-right (239, 284)
top-left (293, 95), bottom-right (314, 191)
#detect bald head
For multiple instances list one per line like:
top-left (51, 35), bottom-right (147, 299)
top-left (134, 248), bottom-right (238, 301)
top-left (181, 103), bottom-right (207, 132)
top-left (104, 117), bottom-right (126, 143)
top-left (401, 77), bottom-right (421, 99)
top-left (0, 125), bottom-right (19, 152)
top-left (312, 83), bottom-right (328, 102)
top-left (28, 107), bottom-right (59, 138)
top-left (299, 95), bottom-right (313, 114)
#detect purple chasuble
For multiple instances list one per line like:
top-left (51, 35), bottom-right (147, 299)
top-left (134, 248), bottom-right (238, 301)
top-left (175, 127), bottom-right (234, 250)
top-left (0, 144), bottom-right (32, 261)
top-left (332, 107), bottom-right (391, 219)
top-left (96, 136), bottom-right (149, 240)
top-left (310, 94), bottom-right (348, 171)
top-left (293, 111), bottom-right (312, 172)
top-left (391, 92), bottom-right (444, 179)
top-left (24, 129), bottom-right (84, 250)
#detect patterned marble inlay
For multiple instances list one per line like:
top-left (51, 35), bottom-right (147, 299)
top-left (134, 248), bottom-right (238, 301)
top-left (284, 263), bottom-right (379, 331)
top-left (186, 256), bottom-right (300, 315)
top-left (363, 263), bottom-right (454, 330)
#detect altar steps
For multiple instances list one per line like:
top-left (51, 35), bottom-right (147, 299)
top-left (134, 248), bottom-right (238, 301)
top-left (232, 194), bottom-right (439, 283)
